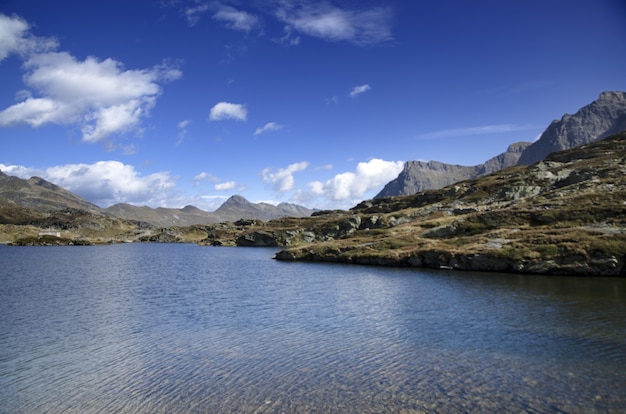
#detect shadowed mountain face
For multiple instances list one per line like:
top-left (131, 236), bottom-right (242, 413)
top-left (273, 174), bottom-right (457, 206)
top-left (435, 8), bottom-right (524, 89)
top-left (376, 91), bottom-right (626, 198)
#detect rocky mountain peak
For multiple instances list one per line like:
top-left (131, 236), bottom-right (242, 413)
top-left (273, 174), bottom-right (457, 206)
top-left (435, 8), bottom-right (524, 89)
top-left (377, 91), bottom-right (626, 198)
top-left (219, 195), bottom-right (252, 208)
top-left (517, 91), bottom-right (626, 165)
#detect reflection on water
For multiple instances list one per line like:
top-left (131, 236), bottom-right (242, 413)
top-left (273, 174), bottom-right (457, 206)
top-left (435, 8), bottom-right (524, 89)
top-left (1, 244), bottom-right (625, 413)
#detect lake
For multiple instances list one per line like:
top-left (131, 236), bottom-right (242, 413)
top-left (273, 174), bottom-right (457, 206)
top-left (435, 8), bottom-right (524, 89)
top-left (1, 243), bottom-right (625, 413)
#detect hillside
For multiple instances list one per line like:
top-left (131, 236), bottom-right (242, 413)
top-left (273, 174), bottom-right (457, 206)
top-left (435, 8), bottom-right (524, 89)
top-left (0, 171), bottom-right (103, 214)
top-left (249, 132), bottom-right (626, 276)
top-left (377, 91), bottom-right (626, 198)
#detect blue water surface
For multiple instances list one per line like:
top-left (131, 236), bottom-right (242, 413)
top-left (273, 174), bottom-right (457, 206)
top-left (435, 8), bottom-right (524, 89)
top-left (1, 243), bottom-right (625, 413)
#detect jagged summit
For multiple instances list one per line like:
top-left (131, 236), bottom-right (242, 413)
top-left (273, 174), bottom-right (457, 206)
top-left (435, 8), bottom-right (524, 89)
top-left (517, 91), bottom-right (626, 165)
top-left (377, 91), bottom-right (626, 198)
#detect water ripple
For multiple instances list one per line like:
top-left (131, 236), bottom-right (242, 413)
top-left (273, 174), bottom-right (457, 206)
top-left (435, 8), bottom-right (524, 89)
top-left (1, 245), bottom-right (625, 413)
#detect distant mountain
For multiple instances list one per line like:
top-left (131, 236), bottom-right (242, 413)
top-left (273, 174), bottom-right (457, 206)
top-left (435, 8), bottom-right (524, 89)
top-left (213, 195), bottom-right (316, 222)
top-left (0, 171), bottom-right (316, 227)
top-left (104, 203), bottom-right (220, 227)
top-left (376, 141), bottom-right (530, 198)
top-left (376, 91), bottom-right (626, 198)
top-left (105, 196), bottom-right (315, 227)
top-left (517, 91), bottom-right (626, 165)
top-left (0, 170), bottom-right (102, 214)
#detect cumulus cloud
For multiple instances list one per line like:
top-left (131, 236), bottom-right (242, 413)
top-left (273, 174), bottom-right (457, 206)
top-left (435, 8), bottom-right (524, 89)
top-left (274, 2), bottom-right (393, 45)
top-left (262, 161), bottom-right (309, 193)
top-left (193, 171), bottom-right (219, 186)
top-left (308, 158), bottom-right (403, 202)
top-left (194, 171), bottom-right (218, 181)
top-left (214, 181), bottom-right (237, 191)
top-left (350, 84), bottom-right (371, 98)
top-left (0, 161), bottom-right (177, 207)
top-left (254, 121), bottom-right (284, 136)
top-left (0, 14), bottom-right (182, 143)
top-left (209, 102), bottom-right (248, 121)
top-left (213, 5), bottom-right (260, 32)
top-left (0, 13), bottom-right (57, 61)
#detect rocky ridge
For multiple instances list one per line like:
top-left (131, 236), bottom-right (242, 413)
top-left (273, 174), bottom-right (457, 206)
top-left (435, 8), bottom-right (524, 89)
top-left (518, 91), bottom-right (626, 165)
top-left (376, 141), bottom-right (530, 197)
top-left (377, 91), bottom-right (626, 198)
top-left (267, 132), bottom-right (626, 275)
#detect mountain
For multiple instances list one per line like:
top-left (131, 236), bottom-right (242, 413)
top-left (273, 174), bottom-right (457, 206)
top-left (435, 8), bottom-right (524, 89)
top-left (0, 170), bottom-right (102, 214)
top-left (376, 91), bottom-right (626, 198)
top-left (105, 196), bottom-right (315, 226)
top-left (0, 171), bottom-right (315, 228)
top-left (213, 195), bottom-right (316, 222)
top-left (103, 203), bottom-right (217, 227)
top-left (376, 141), bottom-right (530, 198)
top-left (517, 91), bottom-right (626, 165)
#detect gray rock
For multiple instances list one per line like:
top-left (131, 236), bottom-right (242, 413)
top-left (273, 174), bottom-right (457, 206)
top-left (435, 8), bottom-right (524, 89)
top-left (518, 91), bottom-right (626, 165)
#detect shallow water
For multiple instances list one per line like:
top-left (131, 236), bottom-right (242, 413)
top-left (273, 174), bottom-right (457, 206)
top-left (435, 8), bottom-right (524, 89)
top-left (1, 243), bottom-right (625, 413)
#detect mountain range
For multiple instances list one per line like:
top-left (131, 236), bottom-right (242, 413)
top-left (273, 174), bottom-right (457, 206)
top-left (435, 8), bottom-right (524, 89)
top-left (0, 173), bottom-right (315, 228)
top-left (376, 91), bottom-right (626, 198)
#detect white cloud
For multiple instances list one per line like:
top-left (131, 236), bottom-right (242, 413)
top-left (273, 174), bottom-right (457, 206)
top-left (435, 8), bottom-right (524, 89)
top-left (262, 161), bottom-right (309, 193)
top-left (177, 119), bottom-right (190, 145)
top-left (0, 13), bottom-right (57, 61)
top-left (350, 84), bottom-right (371, 98)
top-left (209, 101), bottom-right (247, 121)
top-left (0, 161), bottom-right (177, 207)
top-left (184, 3), bottom-right (210, 26)
top-left (254, 121), bottom-right (284, 136)
top-left (213, 5), bottom-right (260, 32)
top-left (417, 124), bottom-right (533, 140)
top-left (0, 14), bottom-right (182, 143)
top-left (193, 172), bottom-right (220, 189)
top-left (194, 171), bottom-right (219, 182)
top-left (274, 2), bottom-right (393, 45)
top-left (308, 158), bottom-right (403, 201)
top-left (275, 25), bottom-right (301, 46)
top-left (214, 181), bottom-right (237, 191)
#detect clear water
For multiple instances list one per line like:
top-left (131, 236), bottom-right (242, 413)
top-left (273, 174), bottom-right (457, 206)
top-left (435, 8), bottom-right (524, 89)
top-left (1, 243), bottom-right (625, 413)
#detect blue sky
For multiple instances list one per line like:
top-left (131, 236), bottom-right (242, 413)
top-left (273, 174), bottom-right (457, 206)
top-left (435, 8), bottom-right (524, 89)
top-left (1, 0), bottom-right (625, 211)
